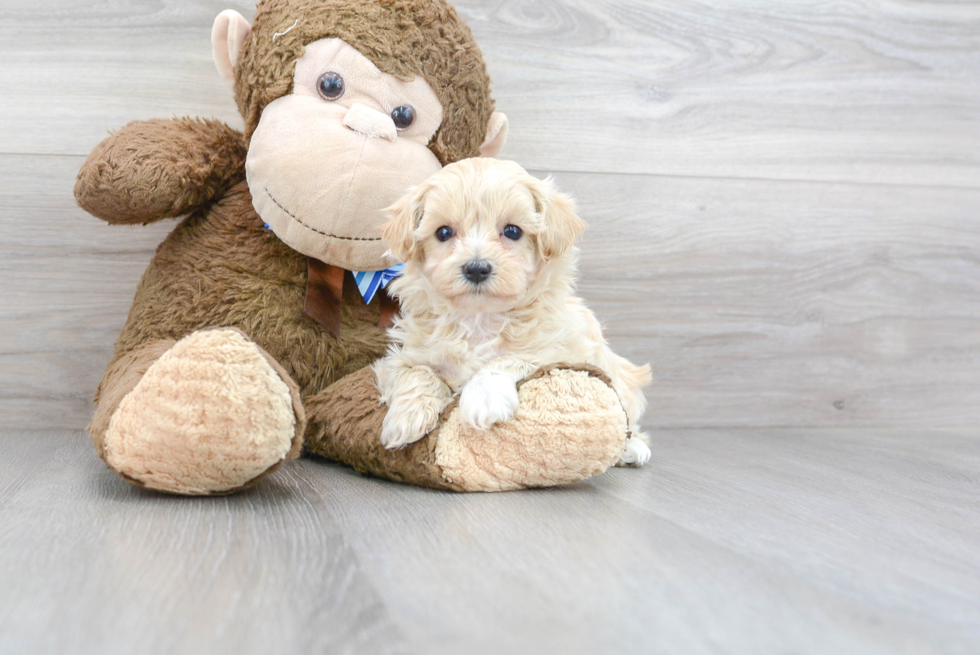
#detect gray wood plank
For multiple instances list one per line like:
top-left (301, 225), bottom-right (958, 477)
top-left (1, 1), bottom-right (978, 186)
top-left (2, 428), bottom-right (977, 654)
top-left (562, 171), bottom-right (980, 429)
top-left (4, 153), bottom-right (978, 429)
top-left (0, 1), bottom-right (248, 155)
top-left (470, 0), bottom-right (980, 186)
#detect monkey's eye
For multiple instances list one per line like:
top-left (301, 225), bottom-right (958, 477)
top-left (502, 225), bottom-right (523, 241)
top-left (391, 105), bottom-right (415, 130)
top-left (317, 72), bottom-right (345, 100)
top-left (435, 226), bottom-right (454, 242)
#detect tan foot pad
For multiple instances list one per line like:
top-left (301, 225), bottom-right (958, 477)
top-left (104, 329), bottom-right (300, 494)
top-left (436, 367), bottom-right (628, 491)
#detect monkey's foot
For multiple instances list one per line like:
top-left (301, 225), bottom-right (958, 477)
top-left (434, 366), bottom-right (628, 491)
top-left (102, 329), bottom-right (304, 495)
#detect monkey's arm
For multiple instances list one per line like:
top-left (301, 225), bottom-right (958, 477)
top-left (75, 117), bottom-right (247, 225)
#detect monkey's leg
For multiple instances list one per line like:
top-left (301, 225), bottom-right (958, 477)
top-left (303, 364), bottom-right (628, 492)
top-left (89, 328), bottom-right (305, 495)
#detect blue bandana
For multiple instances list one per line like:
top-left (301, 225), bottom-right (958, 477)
top-left (352, 264), bottom-right (405, 304)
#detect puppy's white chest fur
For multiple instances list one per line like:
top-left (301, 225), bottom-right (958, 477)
top-left (434, 313), bottom-right (505, 391)
top-left (459, 313), bottom-right (502, 348)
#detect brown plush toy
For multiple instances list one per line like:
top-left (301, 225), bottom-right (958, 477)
top-left (74, 0), bottom-right (631, 495)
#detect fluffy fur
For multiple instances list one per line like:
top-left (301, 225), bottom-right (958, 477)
top-left (374, 158), bottom-right (652, 466)
top-left (103, 328), bottom-right (303, 494)
top-left (75, 118), bottom-right (247, 225)
top-left (77, 0), bottom-right (498, 493)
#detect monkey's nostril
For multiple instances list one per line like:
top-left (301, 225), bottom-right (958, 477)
top-left (462, 260), bottom-right (493, 284)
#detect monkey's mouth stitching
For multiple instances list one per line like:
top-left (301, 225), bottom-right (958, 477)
top-left (264, 187), bottom-right (382, 242)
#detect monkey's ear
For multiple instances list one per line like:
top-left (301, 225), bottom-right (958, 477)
top-left (212, 10), bottom-right (252, 85)
top-left (529, 178), bottom-right (587, 261)
top-left (381, 183), bottom-right (430, 263)
top-left (479, 113), bottom-right (509, 158)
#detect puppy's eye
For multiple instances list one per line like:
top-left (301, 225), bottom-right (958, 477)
top-left (317, 72), bottom-right (345, 100)
top-left (435, 226), bottom-right (454, 242)
top-left (502, 225), bottom-right (523, 241)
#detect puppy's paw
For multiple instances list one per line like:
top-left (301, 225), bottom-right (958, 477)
top-left (459, 371), bottom-right (519, 430)
top-left (380, 395), bottom-right (446, 449)
top-left (617, 436), bottom-right (652, 468)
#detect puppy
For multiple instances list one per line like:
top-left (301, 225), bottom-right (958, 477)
top-left (373, 158), bottom-right (652, 467)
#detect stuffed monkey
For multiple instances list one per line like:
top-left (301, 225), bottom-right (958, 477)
top-left (74, 0), bottom-right (631, 494)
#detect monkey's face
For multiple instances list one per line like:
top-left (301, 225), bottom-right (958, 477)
top-left (246, 38), bottom-right (445, 270)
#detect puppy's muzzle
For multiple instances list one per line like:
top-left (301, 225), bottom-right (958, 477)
top-left (462, 260), bottom-right (493, 285)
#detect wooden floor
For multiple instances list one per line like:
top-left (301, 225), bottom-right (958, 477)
top-left (1, 428), bottom-right (978, 654)
top-left (2, 1), bottom-right (980, 653)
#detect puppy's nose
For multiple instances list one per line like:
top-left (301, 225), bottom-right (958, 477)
top-left (462, 260), bottom-right (493, 284)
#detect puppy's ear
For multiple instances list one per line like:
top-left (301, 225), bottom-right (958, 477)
top-left (529, 177), bottom-right (587, 261)
top-left (382, 182), bottom-right (430, 262)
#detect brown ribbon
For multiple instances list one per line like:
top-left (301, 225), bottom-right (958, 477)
top-left (304, 258), bottom-right (345, 337)
top-left (378, 286), bottom-right (399, 330)
top-left (304, 258), bottom-right (399, 338)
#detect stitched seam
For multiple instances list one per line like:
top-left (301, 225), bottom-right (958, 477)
top-left (336, 137), bottom-right (367, 222)
top-left (264, 187), bottom-right (382, 242)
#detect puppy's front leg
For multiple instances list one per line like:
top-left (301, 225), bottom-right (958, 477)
top-left (459, 357), bottom-right (537, 431)
top-left (374, 360), bottom-right (453, 449)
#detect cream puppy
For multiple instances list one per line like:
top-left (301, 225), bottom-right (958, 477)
top-left (373, 158), bottom-right (652, 467)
